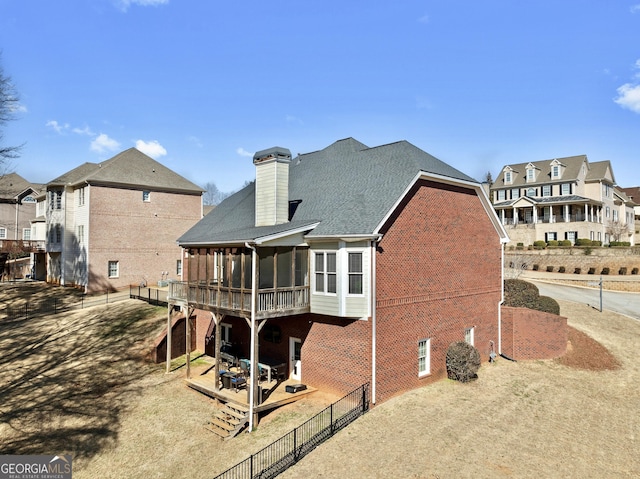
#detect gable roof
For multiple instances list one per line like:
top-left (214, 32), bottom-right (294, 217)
top-left (493, 155), bottom-right (587, 188)
top-left (178, 138), bottom-right (491, 246)
top-left (47, 148), bottom-right (204, 194)
top-left (619, 186), bottom-right (640, 205)
top-left (0, 173), bottom-right (42, 201)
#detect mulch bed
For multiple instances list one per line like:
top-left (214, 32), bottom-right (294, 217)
top-left (555, 326), bottom-right (621, 371)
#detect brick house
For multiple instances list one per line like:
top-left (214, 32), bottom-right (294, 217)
top-left (0, 173), bottom-right (43, 278)
top-left (490, 156), bottom-right (635, 246)
top-left (37, 148), bottom-right (203, 293)
top-left (172, 137), bottom-right (509, 422)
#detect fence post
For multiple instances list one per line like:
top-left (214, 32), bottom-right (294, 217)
top-left (106, 290), bottom-right (109, 304)
top-left (54, 298), bottom-right (57, 315)
top-left (330, 402), bottom-right (334, 435)
top-left (293, 427), bottom-right (298, 462)
top-left (362, 384), bottom-right (367, 414)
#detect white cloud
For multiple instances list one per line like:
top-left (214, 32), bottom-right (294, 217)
top-left (236, 147), bottom-right (253, 157)
top-left (46, 120), bottom-right (69, 134)
top-left (91, 133), bottom-right (121, 153)
top-left (115, 0), bottom-right (169, 12)
top-left (72, 126), bottom-right (94, 136)
top-left (614, 83), bottom-right (640, 113)
top-left (631, 4), bottom-right (640, 13)
top-left (135, 139), bottom-right (167, 158)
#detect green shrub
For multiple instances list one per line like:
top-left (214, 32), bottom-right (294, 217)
top-left (601, 267), bottom-right (610, 275)
top-left (537, 296), bottom-right (561, 315)
top-left (546, 265), bottom-right (554, 272)
top-left (588, 267), bottom-right (596, 274)
top-left (575, 238), bottom-right (592, 246)
top-left (517, 242), bottom-right (524, 247)
top-left (592, 240), bottom-right (602, 247)
top-left (558, 266), bottom-right (566, 273)
top-left (609, 241), bottom-right (630, 247)
top-left (619, 267), bottom-right (627, 275)
top-left (547, 240), bottom-right (559, 247)
top-left (632, 267), bottom-right (639, 275)
top-left (574, 267), bottom-right (581, 274)
top-left (558, 240), bottom-right (571, 247)
top-left (533, 240), bottom-right (546, 250)
top-left (583, 247), bottom-right (592, 256)
top-left (532, 264), bottom-right (539, 271)
top-left (446, 341), bottom-right (481, 383)
top-left (504, 279), bottom-right (540, 310)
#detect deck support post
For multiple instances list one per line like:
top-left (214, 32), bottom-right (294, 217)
top-left (213, 312), bottom-right (223, 391)
top-left (186, 306), bottom-right (193, 379)
top-left (165, 304), bottom-right (172, 374)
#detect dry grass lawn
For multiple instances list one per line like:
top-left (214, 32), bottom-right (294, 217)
top-left (1, 282), bottom-right (639, 478)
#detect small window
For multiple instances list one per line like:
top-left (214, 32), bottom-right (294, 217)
top-left (527, 168), bottom-right (535, 182)
top-left (77, 225), bottom-right (85, 244)
top-left (348, 252), bottom-right (363, 295)
top-left (78, 187), bottom-right (86, 206)
top-left (511, 188), bottom-right (519, 199)
top-left (23, 228), bottom-right (31, 241)
top-left (176, 259), bottom-right (182, 276)
top-left (504, 171), bottom-right (512, 184)
top-left (55, 225), bottom-right (62, 243)
top-left (552, 165), bottom-right (560, 178)
top-left (605, 206), bottom-right (610, 218)
top-left (108, 261), bottom-right (119, 278)
top-left (314, 252), bottom-right (336, 294)
top-left (143, 191), bottom-right (151, 202)
top-left (464, 327), bottom-right (475, 346)
top-left (418, 338), bottom-right (431, 377)
top-left (55, 190), bottom-right (62, 210)
top-left (542, 185), bottom-right (551, 197)
top-left (497, 190), bottom-right (506, 201)
top-left (526, 187), bottom-right (536, 197)
top-left (613, 210), bottom-right (618, 222)
top-left (0, 228), bottom-right (6, 239)
top-left (561, 183), bottom-right (571, 195)
top-left (263, 324), bottom-right (281, 343)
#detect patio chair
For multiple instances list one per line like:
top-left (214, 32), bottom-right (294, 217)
top-left (230, 373), bottom-right (247, 393)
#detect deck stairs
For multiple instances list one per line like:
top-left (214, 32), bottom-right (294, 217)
top-left (205, 402), bottom-right (250, 440)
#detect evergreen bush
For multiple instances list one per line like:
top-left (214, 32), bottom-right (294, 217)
top-left (446, 341), bottom-right (481, 383)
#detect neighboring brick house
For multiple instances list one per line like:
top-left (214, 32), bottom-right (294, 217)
top-left (38, 148), bottom-right (203, 293)
top-left (0, 173), bottom-right (43, 278)
top-left (172, 138), bottom-right (509, 418)
top-left (490, 156), bottom-right (635, 246)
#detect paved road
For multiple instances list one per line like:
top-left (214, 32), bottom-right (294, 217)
top-left (529, 280), bottom-right (640, 320)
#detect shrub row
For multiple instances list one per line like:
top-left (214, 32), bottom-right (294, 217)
top-left (529, 264), bottom-right (639, 275)
top-left (504, 279), bottom-right (560, 315)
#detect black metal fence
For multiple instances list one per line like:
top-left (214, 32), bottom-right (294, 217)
top-left (213, 382), bottom-right (370, 479)
top-left (3, 290), bottom-right (131, 320)
top-left (129, 285), bottom-right (168, 306)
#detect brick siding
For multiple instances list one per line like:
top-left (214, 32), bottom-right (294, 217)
top-left (501, 306), bottom-right (567, 360)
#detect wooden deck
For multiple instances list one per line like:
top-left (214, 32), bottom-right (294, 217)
top-left (186, 368), bottom-right (316, 414)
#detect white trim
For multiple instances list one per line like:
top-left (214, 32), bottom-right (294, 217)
top-left (418, 338), bottom-right (431, 377)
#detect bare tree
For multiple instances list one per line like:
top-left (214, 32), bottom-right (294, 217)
top-left (0, 57), bottom-right (22, 166)
top-left (605, 219), bottom-right (630, 243)
top-left (504, 251), bottom-right (529, 279)
top-left (202, 181), bottom-right (231, 206)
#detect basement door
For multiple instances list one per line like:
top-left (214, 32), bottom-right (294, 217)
top-left (289, 337), bottom-right (302, 381)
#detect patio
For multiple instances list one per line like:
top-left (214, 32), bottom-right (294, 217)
top-left (185, 357), bottom-right (316, 415)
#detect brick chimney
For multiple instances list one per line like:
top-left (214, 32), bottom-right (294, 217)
top-left (253, 147), bottom-right (291, 227)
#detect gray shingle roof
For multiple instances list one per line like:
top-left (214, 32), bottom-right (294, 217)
top-left (178, 138), bottom-right (477, 245)
top-left (0, 173), bottom-right (42, 200)
top-left (48, 148), bottom-right (204, 194)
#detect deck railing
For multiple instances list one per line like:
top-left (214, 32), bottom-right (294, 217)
top-left (168, 281), bottom-right (310, 315)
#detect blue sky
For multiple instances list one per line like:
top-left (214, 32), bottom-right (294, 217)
top-left (1, 0), bottom-right (639, 193)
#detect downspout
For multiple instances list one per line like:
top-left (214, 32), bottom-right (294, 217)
top-left (245, 242), bottom-right (257, 431)
top-left (498, 240), bottom-right (505, 355)
top-left (371, 240), bottom-right (377, 405)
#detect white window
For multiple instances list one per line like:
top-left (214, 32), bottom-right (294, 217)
top-left (546, 232), bottom-right (557, 242)
top-left (23, 228), bottom-right (31, 241)
top-left (314, 252), bottom-right (336, 294)
top-left (143, 191), bottom-right (151, 202)
top-left (526, 187), bottom-right (536, 197)
top-left (464, 327), bottom-right (475, 346)
top-left (504, 171), bottom-right (512, 184)
top-left (552, 165), bottom-right (560, 178)
top-left (542, 185), bottom-right (551, 197)
top-left (561, 183), bottom-right (570, 195)
top-left (613, 210), bottom-right (618, 222)
top-left (0, 227), bottom-right (6, 239)
top-left (176, 259), bottom-right (182, 276)
top-left (348, 252), bottom-right (363, 295)
top-left (511, 188), bottom-right (519, 199)
top-left (78, 187), bottom-right (86, 206)
top-left (77, 225), bottom-right (85, 244)
top-left (108, 261), bottom-right (119, 278)
top-left (527, 168), bottom-right (535, 182)
top-left (418, 338), bottom-right (431, 377)
top-left (566, 231), bottom-right (577, 243)
top-left (605, 206), bottom-right (610, 218)
top-left (55, 190), bottom-right (62, 210)
top-left (497, 190), bottom-right (506, 201)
